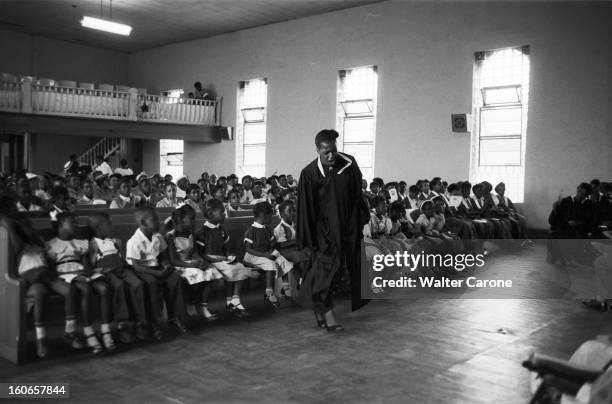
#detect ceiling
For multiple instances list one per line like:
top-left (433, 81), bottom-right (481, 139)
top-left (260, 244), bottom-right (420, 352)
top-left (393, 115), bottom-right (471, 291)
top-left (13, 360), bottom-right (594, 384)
top-left (0, 0), bottom-right (386, 53)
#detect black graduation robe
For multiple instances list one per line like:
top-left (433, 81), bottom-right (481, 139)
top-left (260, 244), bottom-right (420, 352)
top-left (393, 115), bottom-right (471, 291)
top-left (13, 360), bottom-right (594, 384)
top-left (296, 152), bottom-right (370, 312)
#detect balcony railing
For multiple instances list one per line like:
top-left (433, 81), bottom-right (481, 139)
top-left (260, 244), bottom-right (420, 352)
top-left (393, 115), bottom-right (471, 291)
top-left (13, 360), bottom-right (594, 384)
top-left (0, 76), bottom-right (220, 126)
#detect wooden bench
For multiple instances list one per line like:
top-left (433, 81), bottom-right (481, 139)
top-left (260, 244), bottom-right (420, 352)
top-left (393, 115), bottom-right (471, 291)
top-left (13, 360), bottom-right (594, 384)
top-left (0, 215), bottom-right (256, 364)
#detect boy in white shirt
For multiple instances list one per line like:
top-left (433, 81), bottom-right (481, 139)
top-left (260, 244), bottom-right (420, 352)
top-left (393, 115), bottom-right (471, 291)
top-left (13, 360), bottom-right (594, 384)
top-left (126, 207), bottom-right (189, 339)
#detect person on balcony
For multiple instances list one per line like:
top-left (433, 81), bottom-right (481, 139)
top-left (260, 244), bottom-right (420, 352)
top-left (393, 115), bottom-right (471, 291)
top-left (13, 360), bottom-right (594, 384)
top-left (94, 155), bottom-right (113, 177)
top-left (114, 159), bottom-right (133, 177)
top-left (193, 82), bottom-right (208, 100)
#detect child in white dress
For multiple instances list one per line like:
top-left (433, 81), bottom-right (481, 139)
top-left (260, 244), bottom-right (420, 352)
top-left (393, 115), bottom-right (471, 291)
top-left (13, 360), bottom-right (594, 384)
top-left (166, 205), bottom-right (223, 320)
top-left (46, 212), bottom-right (115, 355)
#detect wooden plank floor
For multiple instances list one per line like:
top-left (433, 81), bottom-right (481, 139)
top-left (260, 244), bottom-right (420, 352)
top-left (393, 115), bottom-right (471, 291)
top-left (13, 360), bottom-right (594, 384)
top-left (1, 243), bottom-right (611, 404)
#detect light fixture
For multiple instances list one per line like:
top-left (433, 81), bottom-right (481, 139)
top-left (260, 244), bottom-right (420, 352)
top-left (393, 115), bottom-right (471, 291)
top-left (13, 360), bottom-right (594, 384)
top-left (81, 16), bottom-right (132, 36)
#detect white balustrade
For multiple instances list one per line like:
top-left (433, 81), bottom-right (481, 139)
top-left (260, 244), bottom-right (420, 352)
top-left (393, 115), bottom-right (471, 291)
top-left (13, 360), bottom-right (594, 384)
top-left (0, 74), bottom-right (220, 126)
top-left (138, 94), bottom-right (218, 125)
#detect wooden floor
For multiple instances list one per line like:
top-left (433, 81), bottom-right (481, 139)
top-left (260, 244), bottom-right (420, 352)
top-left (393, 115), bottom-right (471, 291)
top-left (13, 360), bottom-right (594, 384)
top-left (1, 243), bottom-right (611, 404)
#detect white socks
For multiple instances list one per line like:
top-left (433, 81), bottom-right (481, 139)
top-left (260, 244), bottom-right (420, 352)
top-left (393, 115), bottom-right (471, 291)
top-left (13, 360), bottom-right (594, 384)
top-left (35, 326), bottom-right (46, 340)
top-left (65, 319), bottom-right (76, 334)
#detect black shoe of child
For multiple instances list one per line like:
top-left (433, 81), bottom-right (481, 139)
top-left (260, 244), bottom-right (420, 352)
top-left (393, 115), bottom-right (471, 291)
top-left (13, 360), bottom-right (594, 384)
top-left (169, 318), bottom-right (187, 334)
top-left (231, 303), bottom-right (251, 319)
top-left (264, 292), bottom-right (281, 308)
top-left (117, 322), bottom-right (135, 344)
top-left (151, 323), bottom-right (164, 341)
top-left (135, 323), bottom-right (149, 341)
top-left (36, 338), bottom-right (48, 359)
top-left (85, 333), bottom-right (103, 355)
top-left (64, 332), bottom-right (85, 350)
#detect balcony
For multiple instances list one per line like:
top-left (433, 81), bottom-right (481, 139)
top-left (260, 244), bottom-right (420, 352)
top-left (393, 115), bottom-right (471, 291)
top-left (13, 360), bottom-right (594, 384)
top-left (0, 74), bottom-right (220, 126)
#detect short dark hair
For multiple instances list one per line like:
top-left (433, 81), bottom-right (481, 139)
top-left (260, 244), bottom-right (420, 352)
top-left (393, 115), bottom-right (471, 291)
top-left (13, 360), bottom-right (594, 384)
top-left (408, 185), bottom-right (419, 194)
top-left (578, 182), bottom-right (593, 194)
top-left (56, 212), bottom-right (76, 226)
top-left (253, 201), bottom-right (274, 217)
top-left (315, 129), bottom-right (339, 148)
top-left (278, 199), bottom-right (294, 213)
top-left (134, 207), bottom-right (156, 225)
top-left (88, 212), bottom-right (111, 233)
top-left (205, 199), bottom-right (225, 217)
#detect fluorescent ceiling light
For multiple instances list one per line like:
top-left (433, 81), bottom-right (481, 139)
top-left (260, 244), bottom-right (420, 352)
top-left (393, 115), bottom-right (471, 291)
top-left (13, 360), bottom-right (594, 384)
top-left (81, 16), bottom-right (132, 36)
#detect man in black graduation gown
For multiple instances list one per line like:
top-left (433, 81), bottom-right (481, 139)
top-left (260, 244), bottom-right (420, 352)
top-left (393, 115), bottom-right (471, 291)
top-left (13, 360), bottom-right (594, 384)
top-left (297, 129), bottom-right (370, 331)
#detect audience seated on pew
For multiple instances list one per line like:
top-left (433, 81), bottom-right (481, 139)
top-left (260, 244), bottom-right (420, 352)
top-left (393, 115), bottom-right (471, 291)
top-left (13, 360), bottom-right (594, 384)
top-left (249, 181), bottom-right (267, 205)
top-left (243, 202), bottom-right (294, 308)
top-left (195, 199), bottom-right (251, 318)
top-left (93, 172), bottom-right (114, 202)
top-left (88, 213), bottom-right (148, 343)
top-left (183, 183), bottom-right (203, 214)
top-left (110, 178), bottom-right (137, 209)
top-left (0, 196), bottom-right (76, 359)
top-left (165, 205), bottom-right (223, 320)
top-left (156, 182), bottom-right (182, 208)
top-left (125, 207), bottom-right (189, 338)
top-left (274, 199), bottom-right (310, 298)
top-left (134, 175), bottom-right (160, 208)
top-left (78, 180), bottom-right (106, 205)
top-left (15, 181), bottom-right (43, 212)
top-left (46, 212), bottom-right (116, 355)
top-left (226, 189), bottom-right (245, 215)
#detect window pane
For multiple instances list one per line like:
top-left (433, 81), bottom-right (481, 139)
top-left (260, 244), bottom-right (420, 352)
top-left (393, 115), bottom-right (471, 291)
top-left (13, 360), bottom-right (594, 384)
top-left (341, 100), bottom-right (373, 116)
top-left (243, 144), bottom-right (265, 166)
top-left (361, 167), bottom-right (373, 183)
top-left (242, 166), bottom-right (265, 178)
top-left (344, 118), bottom-right (374, 143)
top-left (242, 108), bottom-right (265, 122)
top-left (482, 86), bottom-right (521, 105)
top-left (479, 138), bottom-right (521, 166)
top-left (244, 123), bottom-right (266, 145)
top-left (343, 143), bottom-right (373, 167)
top-left (481, 108), bottom-right (522, 137)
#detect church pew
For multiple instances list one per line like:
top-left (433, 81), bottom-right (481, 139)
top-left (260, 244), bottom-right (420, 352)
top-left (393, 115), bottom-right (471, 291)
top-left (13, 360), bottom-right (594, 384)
top-left (0, 215), bottom-right (255, 364)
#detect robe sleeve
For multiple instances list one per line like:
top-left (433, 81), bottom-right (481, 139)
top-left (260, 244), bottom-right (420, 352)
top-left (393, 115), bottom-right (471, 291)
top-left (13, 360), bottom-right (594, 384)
top-left (297, 166), bottom-right (317, 250)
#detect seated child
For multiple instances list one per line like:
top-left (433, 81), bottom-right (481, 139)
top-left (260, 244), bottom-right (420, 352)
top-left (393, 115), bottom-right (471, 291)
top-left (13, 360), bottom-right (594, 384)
top-left (15, 182), bottom-right (42, 212)
top-left (387, 201), bottom-right (417, 252)
top-left (88, 213), bottom-right (148, 342)
top-left (183, 183), bottom-right (203, 214)
top-left (166, 205), bottom-right (223, 321)
top-left (415, 200), bottom-right (445, 250)
top-left (48, 186), bottom-right (76, 219)
top-left (363, 196), bottom-right (394, 255)
top-left (243, 202), bottom-right (294, 308)
top-left (156, 182), bottom-right (182, 208)
top-left (211, 185), bottom-right (226, 204)
top-left (110, 178), bottom-right (137, 209)
top-left (195, 199), bottom-right (252, 318)
top-left (249, 181), bottom-right (267, 205)
top-left (46, 212), bottom-right (115, 355)
top-left (78, 180), bottom-right (106, 205)
top-left (273, 200), bottom-right (311, 298)
top-left (0, 196), bottom-right (75, 358)
top-left (126, 207), bottom-right (189, 338)
top-left (225, 189), bottom-right (244, 215)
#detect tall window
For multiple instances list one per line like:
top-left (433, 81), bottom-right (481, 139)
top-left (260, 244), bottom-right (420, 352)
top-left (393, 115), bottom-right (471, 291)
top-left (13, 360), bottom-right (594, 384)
top-left (160, 139), bottom-right (184, 179)
top-left (236, 78), bottom-right (267, 178)
top-left (336, 66), bottom-right (378, 181)
top-left (471, 46), bottom-right (530, 202)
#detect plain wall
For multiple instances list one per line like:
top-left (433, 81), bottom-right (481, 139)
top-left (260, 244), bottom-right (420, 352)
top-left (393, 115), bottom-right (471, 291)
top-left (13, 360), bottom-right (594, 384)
top-left (128, 1), bottom-right (612, 229)
top-left (0, 28), bottom-right (129, 84)
top-left (1, 29), bottom-right (130, 173)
